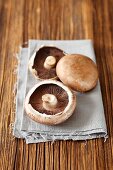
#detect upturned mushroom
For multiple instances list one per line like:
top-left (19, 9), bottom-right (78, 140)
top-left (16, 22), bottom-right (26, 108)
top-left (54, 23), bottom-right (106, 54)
top-left (29, 46), bottom-right (66, 80)
top-left (56, 54), bottom-right (98, 92)
top-left (25, 80), bottom-right (76, 125)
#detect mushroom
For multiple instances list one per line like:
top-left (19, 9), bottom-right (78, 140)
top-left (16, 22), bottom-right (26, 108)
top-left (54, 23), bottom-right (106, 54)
top-left (29, 46), bottom-right (66, 80)
top-left (25, 80), bottom-right (76, 125)
top-left (56, 54), bottom-right (98, 92)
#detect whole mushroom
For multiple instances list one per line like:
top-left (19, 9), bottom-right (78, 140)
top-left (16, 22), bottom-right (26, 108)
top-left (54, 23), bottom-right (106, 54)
top-left (29, 46), bottom-right (66, 80)
top-left (25, 80), bottom-right (76, 125)
top-left (56, 54), bottom-right (98, 92)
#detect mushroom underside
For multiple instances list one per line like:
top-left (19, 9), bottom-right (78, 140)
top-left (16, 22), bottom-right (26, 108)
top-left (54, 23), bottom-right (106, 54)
top-left (29, 84), bottom-right (69, 115)
top-left (32, 47), bottom-right (65, 79)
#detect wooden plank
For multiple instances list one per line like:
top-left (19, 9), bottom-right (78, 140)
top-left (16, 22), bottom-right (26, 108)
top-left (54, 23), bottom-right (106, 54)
top-left (0, 0), bottom-right (113, 169)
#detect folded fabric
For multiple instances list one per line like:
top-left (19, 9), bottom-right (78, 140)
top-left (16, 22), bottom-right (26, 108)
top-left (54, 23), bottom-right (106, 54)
top-left (13, 40), bottom-right (108, 144)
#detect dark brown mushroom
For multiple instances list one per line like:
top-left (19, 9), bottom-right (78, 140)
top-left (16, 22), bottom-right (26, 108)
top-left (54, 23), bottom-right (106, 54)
top-left (25, 80), bottom-right (76, 125)
top-left (29, 46), bottom-right (66, 80)
top-left (56, 54), bottom-right (98, 92)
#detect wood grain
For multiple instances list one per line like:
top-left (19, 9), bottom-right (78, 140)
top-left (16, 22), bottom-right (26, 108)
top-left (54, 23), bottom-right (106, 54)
top-left (0, 0), bottom-right (113, 169)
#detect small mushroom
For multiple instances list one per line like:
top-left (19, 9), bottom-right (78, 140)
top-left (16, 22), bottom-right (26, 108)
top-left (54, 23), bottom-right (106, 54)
top-left (56, 54), bottom-right (98, 92)
top-left (25, 80), bottom-right (76, 125)
top-left (29, 46), bottom-right (66, 80)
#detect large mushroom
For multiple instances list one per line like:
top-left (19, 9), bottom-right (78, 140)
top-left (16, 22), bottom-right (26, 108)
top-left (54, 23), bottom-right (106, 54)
top-left (56, 54), bottom-right (98, 92)
top-left (25, 80), bottom-right (76, 125)
top-left (29, 46), bottom-right (66, 80)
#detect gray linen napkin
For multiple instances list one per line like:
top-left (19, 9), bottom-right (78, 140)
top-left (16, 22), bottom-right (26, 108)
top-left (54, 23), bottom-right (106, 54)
top-left (13, 40), bottom-right (108, 144)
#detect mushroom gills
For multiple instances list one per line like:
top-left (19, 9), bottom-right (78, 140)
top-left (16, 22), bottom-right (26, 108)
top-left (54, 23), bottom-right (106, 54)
top-left (29, 84), bottom-right (69, 115)
top-left (31, 46), bottom-right (65, 79)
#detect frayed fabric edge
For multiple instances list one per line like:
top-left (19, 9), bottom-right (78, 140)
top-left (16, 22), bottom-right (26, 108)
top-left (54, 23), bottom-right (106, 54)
top-left (12, 43), bottom-right (28, 97)
top-left (23, 128), bottom-right (108, 144)
top-left (25, 133), bottom-right (108, 144)
top-left (11, 46), bottom-right (23, 136)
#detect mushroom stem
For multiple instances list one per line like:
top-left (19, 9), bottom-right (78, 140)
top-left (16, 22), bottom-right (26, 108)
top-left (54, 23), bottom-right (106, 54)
top-left (42, 94), bottom-right (58, 111)
top-left (44, 56), bottom-right (56, 70)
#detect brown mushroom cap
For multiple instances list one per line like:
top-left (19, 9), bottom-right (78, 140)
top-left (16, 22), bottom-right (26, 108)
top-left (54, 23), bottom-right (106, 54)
top-left (56, 54), bottom-right (98, 92)
top-left (29, 46), bottom-right (66, 80)
top-left (25, 80), bottom-right (76, 125)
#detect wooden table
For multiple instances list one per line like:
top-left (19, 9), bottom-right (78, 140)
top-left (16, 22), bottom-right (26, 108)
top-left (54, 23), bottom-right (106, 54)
top-left (0, 0), bottom-right (113, 169)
